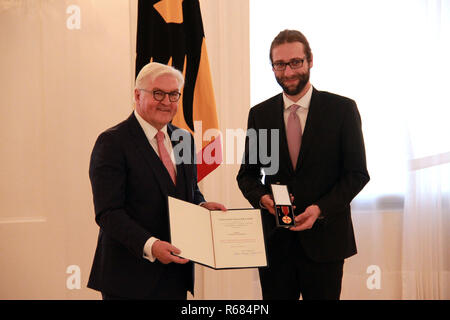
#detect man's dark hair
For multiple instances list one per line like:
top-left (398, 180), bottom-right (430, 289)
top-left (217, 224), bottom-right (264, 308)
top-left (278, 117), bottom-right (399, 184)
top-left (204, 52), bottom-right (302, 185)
top-left (270, 29), bottom-right (312, 63)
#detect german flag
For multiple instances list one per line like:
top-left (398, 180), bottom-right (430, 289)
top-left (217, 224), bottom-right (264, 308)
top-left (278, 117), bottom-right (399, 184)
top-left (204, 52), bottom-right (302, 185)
top-left (135, 0), bottom-right (222, 181)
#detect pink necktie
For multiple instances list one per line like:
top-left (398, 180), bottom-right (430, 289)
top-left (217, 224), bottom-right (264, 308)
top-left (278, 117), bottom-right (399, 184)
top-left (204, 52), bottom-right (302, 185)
top-left (156, 131), bottom-right (176, 185)
top-left (287, 104), bottom-right (302, 169)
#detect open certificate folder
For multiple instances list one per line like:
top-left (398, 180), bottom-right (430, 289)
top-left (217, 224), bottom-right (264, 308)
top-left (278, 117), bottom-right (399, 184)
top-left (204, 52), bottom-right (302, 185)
top-left (168, 196), bottom-right (268, 269)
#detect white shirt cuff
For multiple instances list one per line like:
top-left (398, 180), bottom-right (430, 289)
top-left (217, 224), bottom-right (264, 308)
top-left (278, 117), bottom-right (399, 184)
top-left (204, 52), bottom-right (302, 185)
top-left (259, 199), bottom-right (266, 209)
top-left (143, 237), bottom-right (159, 262)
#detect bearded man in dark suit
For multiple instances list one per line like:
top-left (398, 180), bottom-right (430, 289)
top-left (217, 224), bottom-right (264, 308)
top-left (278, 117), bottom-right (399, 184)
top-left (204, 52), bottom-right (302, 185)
top-left (88, 62), bottom-right (225, 300)
top-left (237, 30), bottom-right (370, 300)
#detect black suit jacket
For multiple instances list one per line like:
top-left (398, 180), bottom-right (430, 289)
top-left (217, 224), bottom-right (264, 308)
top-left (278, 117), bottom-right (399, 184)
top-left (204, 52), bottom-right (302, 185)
top-left (237, 88), bottom-right (370, 263)
top-left (88, 112), bottom-right (205, 298)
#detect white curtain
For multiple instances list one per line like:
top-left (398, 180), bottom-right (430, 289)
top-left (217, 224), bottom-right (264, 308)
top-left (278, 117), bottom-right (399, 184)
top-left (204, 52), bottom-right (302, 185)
top-left (401, 0), bottom-right (450, 299)
top-left (402, 156), bottom-right (450, 299)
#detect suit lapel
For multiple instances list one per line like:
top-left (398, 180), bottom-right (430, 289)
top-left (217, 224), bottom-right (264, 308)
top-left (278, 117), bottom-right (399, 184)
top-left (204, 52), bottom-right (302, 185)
top-left (126, 113), bottom-right (172, 195)
top-left (297, 88), bottom-right (323, 169)
top-left (167, 124), bottom-right (193, 202)
top-left (272, 94), bottom-right (295, 174)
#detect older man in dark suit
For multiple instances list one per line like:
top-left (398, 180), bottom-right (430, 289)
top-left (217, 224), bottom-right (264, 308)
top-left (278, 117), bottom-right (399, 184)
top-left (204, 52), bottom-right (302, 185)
top-left (88, 62), bottom-right (225, 300)
top-left (237, 30), bottom-right (370, 300)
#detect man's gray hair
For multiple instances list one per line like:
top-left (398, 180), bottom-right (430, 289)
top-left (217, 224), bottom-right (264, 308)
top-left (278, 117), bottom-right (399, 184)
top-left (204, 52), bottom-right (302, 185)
top-left (135, 62), bottom-right (184, 90)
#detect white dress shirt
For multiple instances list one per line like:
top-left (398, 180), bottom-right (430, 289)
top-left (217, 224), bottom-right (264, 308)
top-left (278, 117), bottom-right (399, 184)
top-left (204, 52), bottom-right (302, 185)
top-left (134, 110), bottom-right (177, 172)
top-left (282, 84), bottom-right (313, 134)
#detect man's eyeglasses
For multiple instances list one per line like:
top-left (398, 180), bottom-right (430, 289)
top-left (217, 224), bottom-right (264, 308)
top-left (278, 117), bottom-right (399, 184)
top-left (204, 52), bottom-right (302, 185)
top-left (139, 89), bottom-right (181, 102)
top-left (272, 58), bottom-right (306, 71)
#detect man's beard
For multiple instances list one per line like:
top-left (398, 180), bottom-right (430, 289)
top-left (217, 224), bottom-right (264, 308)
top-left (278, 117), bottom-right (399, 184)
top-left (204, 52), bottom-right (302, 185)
top-left (276, 69), bottom-right (310, 96)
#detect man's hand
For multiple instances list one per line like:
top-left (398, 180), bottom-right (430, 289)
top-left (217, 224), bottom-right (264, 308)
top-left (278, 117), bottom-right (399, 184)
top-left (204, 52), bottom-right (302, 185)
top-left (289, 204), bottom-right (321, 231)
top-left (151, 240), bottom-right (190, 264)
top-left (200, 202), bottom-right (227, 211)
top-left (260, 194), bottom-right (276, 215)
top-left (260, 194), bottom-right (295, 215)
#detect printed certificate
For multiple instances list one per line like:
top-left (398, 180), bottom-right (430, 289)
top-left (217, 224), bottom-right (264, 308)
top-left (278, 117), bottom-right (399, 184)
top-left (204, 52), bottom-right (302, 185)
top-left (168, 196), bottom-right (267, 269)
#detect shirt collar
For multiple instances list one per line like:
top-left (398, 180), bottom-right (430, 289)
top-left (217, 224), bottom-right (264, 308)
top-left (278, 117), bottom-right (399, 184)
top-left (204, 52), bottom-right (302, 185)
top-left (134, 110), bottom-right (169, 141)
top-left (283, 84), bottom-right (313, 111)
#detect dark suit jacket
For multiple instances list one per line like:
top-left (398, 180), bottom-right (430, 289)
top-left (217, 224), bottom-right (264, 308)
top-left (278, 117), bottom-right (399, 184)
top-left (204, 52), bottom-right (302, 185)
top-left (237, 88), bottom-right (370, 263)
top-left (88, 112), bottom-right (205, 299)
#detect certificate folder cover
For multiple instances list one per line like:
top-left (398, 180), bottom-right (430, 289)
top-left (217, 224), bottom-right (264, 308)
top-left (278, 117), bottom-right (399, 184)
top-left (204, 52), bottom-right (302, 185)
top-left (168, 196), bottom-right (268, 270)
